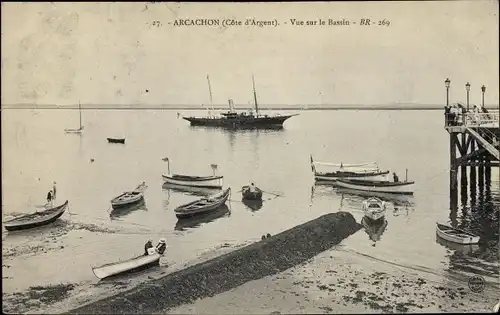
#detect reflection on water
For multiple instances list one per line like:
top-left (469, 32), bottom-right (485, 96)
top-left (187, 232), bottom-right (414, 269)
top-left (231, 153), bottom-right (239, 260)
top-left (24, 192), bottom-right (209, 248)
top-left (109, 199), bottom-right (147, 220)
top-left (361, 216), bottom-right (388, 246)
top-left (441, 166), bottom-right (499, 283)
top-left (188, 125), bottom-right (285, 132)
top-left (174, 204), bottom-right (231, 231)
top-left (242, 199), bottom-right (263, 211)
top-left (162, 183), bottom-right (221, 197)
top-left (435, 234), bottom-right (479, 256)
top-left (333, 186), bottom-right (416, 207)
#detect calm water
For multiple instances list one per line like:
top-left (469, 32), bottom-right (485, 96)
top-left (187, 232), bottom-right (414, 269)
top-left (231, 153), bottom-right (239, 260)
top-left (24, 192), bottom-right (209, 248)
top-left (2, 109), bottom-right (499, 304)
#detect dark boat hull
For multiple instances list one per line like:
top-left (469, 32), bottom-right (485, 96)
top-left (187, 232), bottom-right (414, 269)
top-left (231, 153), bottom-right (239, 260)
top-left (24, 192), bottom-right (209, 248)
top-left (175, 205), bottom-right (230, 230)
top-left (107, 138), bottom-right (125, 144)
top-left (175, 188), bottom-right (231, 218)
top-left (183, 115), bottom-right (296, 128)
top-left (4, 201), bottom-right (69, 231)
top-left (241, 186), bottom-right (263, 200)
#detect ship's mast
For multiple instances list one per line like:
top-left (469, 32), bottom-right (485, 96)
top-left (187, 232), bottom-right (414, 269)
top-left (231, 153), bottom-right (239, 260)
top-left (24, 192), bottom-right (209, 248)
top-left (78, 101), bottom-right (82, 129)
top-left (252, 74), bottom-right (259, 116)
top-left (207, 74), bottom-right (214, 115)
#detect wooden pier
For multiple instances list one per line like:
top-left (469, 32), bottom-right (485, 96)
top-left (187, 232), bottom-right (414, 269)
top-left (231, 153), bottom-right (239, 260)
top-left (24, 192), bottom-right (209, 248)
top-left (445, 110), bottom-right (500, 209)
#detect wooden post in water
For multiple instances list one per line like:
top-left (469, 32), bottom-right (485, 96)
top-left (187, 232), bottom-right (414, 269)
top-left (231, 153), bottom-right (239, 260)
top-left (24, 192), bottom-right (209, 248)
top-left (460, 133), bottom-right (468, 188)
top-left (450, 134), bottom-right (458, 197)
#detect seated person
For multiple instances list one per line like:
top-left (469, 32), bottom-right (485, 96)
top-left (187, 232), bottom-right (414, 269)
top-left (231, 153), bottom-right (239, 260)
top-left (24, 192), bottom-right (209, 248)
top-left (144, 239), bottom-right (153, 255)
top-left (156, 238), bottom-right (167, 255)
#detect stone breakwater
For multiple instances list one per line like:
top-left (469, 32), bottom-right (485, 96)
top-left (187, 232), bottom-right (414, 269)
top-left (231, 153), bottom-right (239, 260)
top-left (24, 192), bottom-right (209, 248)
top-left (68, 212), bottom-right (362, 314)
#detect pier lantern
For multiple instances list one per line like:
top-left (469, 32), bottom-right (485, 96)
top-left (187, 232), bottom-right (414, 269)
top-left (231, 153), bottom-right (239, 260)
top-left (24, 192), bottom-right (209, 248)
top-left (465, 82), bottom-right (471, 111)
top-left (481, 85), bottom-right (486, 108)
top-left (445, 78), bottom-right (451, 106)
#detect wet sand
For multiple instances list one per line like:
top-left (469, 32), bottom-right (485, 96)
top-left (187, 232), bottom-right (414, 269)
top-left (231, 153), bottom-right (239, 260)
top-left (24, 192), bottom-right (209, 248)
top-left (168, 247), bottom-right (499, 314)
top-left (67, 212), bottom-right (361, 314)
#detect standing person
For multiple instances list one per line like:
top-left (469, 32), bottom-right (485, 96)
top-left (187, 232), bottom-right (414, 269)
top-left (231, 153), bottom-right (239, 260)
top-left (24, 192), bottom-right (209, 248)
top-left (52, 181), bottom-right (57, 200)
top-left (392, 172), bottom-right (399, 183)
top-left (450, 105), bottom-right (458, 126)
top-left (46, 190), bottom-right (53, 208)
top-left (444, 105), bottom-right (451, 125)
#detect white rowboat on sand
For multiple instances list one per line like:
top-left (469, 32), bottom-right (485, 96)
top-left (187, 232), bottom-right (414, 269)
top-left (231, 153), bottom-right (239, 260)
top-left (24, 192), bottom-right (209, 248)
top-left (92, 252), bottom-right (162, 279)
top-left (435, 223), bottom-right (480, 245)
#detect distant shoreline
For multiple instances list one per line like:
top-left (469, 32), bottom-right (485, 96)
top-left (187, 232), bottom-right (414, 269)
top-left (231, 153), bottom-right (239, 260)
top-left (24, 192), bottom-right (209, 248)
top-left (2, 105), bottom-right (498, 111)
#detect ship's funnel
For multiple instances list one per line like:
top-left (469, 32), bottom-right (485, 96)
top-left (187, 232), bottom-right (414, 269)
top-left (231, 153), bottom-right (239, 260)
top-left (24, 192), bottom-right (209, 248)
top-left (228, 99), bottom-right (235, 112)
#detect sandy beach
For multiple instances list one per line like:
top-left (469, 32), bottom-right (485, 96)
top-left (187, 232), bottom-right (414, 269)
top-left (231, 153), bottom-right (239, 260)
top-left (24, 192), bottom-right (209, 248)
top-left (168, 246), bottom-right (499, 314)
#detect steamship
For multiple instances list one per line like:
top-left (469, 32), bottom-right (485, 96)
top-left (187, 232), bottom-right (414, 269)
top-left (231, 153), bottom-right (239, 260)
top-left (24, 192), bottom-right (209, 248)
top-left (182, 75), bottom-right (298, 129)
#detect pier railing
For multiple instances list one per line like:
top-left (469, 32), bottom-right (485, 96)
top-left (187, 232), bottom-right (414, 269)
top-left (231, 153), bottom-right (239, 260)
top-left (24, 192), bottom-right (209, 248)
top-left (445, 110), bottom-right (499, 128)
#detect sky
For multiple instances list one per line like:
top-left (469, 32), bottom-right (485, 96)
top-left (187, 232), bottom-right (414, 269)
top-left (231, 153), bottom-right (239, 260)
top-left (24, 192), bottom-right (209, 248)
top-left (1, 1), bottom-right (498, 107)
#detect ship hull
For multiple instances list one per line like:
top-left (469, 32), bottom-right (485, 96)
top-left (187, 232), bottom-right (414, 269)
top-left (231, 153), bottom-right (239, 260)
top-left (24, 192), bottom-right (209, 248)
top-left (183, 115), bottom-right (296, 128)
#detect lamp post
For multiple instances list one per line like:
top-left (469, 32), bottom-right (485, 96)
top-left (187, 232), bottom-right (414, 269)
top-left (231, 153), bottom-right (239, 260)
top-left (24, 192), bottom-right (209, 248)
top-left (481, 85), bottom-right (486, 109)
top-left (465, 82), bottom-right (471, 112)
top-left (445, 78), bottom-right (451, 106)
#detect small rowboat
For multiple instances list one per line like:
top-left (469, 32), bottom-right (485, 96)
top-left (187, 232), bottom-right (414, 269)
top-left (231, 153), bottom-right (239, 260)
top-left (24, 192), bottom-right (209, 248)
top-left (436, 223), bottom-right (480, 245)
top-left (110, 183), bottom-right (147, 209)
top-left (107, 137), bottom-right (125, 144)
top-left (335, 179), bottom-right (415, 195)
top-left (175, 187), bottom-right (231, 219)
top-left (362, 197), bottom-right (386, 221)
top-left (241, 184), bottom-right (263, 200)
top-left (4, 200), bottom-right (69, 231)
top-left (174, 204), bottom-right (230, 231)
top-left (162, 158), bottom-right (223, 188)
top-left (92, 252), bottom-right (161, 280)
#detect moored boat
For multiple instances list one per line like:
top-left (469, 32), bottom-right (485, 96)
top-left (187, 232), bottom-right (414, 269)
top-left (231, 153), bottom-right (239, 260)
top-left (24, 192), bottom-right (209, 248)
top-left (4, 200), bottom-right (69, 231)
top-left (310, 155), bottom-right (389, 182)
top-left (162, 158), bottom-right (223, 188)
top-left (175, 187), bottom-right (231, 219)
top-left (109, 199), bottom-right (147, 219)
top-left (362, 197), bottom-right (387, 221)
top-left (110, 182), bottom-right (147, 209)
top-left (91, 253), bottom-right (161, 280)
top-left (181, 75), bottom-right (297, 129)
top-left (174, 204), bottom-right (230, 231)
top-left (107, 137), bottom-right (125, 144)
top-left (335, 178), bottom-right (415, 195)
top-left (64, 101), bottom-right (84, 134)
top-left (241, 183), bottom-right (263, 200)
top-left (435, 223), bottom-right (480, 245)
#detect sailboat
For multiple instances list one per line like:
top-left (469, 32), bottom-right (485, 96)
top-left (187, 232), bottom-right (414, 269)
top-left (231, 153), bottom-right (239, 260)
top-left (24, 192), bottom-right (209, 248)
top-left (65, 102), bottom-right (84, 133)
top-left (182, 75), bottom-right (298, 129)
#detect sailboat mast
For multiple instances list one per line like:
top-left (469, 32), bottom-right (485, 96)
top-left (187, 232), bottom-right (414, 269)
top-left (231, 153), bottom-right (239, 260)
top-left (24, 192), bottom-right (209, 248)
top-left (207, 75), bottom-right (214, 113)
top-left (252, 74), bottom-right (259, 116)
top-left (78, 101), bottom-right (82, 129)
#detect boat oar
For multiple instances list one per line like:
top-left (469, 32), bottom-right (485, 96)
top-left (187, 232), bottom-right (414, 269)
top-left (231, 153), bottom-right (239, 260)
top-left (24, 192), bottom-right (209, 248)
top-left (261, 190), bottom-right (284, 197)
